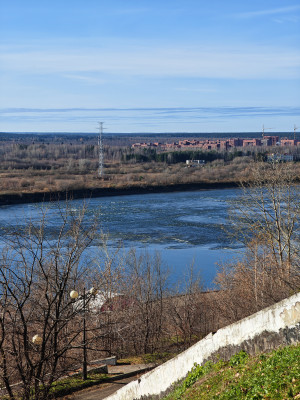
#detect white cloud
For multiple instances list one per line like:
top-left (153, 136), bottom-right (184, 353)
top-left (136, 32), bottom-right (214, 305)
top-left (272, 15), bottom-right (299, 24)
top-left (62, 74), bottom-right (107, 84)
top-left (1, 43), bottom-right (299, 80)
top-left (175, 86), bottom-right (218, 93)
top-left (235, 5), bottom-right (300, 19)
top-left (111, 7), bottom-right (150, 15)
top-left (1, 106), bottom-right (299, 133)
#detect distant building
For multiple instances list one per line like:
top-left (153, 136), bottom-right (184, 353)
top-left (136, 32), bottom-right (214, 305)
top-left (243, 138), bottom-right (262, 147)
top-left (280, 138), bottom-right (298, 146)
top-left (228, 138), bottom-right (243, 147)
top-left (263, 135), bottom-right (279, 146)
top-left (131, 135), bottom-right (298, 151)
top-left (261, 138), bottom-right (272, 146)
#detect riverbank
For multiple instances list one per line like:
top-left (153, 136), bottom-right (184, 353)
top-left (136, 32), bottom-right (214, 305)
top-left (0, 181), bottom-right (240, 206)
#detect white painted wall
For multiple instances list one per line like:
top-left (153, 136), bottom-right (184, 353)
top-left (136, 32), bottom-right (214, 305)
top-left (105, 292), bottom-right (300, 400)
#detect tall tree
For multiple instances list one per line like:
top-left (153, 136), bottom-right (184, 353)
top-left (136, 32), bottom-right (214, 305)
top-left (216, 162), bottom-right (300, 324)
top-left (0, 202), bottom-right (99, 399)
top-left (230, 161), bottom-right (300, 281)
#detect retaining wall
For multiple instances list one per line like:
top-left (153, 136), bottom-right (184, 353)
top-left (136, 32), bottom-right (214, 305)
top-left (105, 292), bottom-right (300, 400)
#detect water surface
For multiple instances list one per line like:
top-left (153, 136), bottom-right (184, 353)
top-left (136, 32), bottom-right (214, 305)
top-left (0, 188), bottom-right (243, 288)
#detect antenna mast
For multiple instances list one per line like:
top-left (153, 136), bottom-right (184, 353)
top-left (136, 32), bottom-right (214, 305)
top-left (98, 122), bottom-right (104, 178)
top-left (294, 124), bottom-right (298, 141)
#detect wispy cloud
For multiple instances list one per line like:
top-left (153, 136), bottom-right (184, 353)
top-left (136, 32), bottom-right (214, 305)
top-left (112, 7), bottom-right (150, 15)
top-left (235, 5), bottom-right (300, 19)
top-left (1, 106), bottom-right (299, 117)
top-left (1, 43), bottom-right (299, 80)
top-left (1, 107), bottom-right (299, 133)
top-left (175, 87), bottom-right (218, 93)
top-left (62, 74), bottom-right (107, 85)
top-left (272, 15), bottom-right (299, 24)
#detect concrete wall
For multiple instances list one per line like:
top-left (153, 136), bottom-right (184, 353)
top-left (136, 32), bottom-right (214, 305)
top-left (90, 356), bottom-right (117, 366)
top-left (105, 292), bottom-right (300, 400)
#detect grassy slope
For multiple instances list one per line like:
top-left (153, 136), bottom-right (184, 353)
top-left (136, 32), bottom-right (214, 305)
top-left (163, 344), bottom-right (300, 400)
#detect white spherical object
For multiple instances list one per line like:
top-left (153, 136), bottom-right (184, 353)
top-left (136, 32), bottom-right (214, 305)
top-left (32, 335), bottom-right (43, 345)
top-left (70, 290), bottom-right (79, 299)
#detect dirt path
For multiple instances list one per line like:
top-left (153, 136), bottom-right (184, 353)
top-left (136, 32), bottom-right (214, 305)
top-left (63, 373), bottom-right (145, 400)
top-left (61, 365), bottom-right (154, 400)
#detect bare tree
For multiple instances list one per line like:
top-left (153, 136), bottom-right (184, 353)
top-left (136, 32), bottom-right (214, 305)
top-left (216, 161), bottom-right (300, 323)
top-left (0, 202), bottom-right (101, 399)
top-left (231, 162), bottom-right (299, 280)
top-left (120, 250), bottom-right (168, 356)
top-left (166, 265), bottom-right (203, 348)
top-left (86, 238), bottom-right (127, 358)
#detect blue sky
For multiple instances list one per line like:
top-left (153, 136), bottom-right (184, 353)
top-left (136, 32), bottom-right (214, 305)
top-left (0, 0), bottom-right (299, 133)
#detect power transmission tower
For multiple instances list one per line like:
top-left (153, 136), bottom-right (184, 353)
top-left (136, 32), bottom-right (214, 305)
top-left (98, 122), bottom-right (105, 178)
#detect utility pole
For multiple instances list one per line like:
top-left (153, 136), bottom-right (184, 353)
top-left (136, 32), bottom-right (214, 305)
top-left (98, 122), bottom-right (104, 178)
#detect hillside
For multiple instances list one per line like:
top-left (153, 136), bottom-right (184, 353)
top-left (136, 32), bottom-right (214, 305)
top-left (163, 344), bottom-right (300, 400)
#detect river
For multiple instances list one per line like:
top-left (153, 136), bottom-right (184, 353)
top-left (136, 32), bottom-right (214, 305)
top-left (0, 188), bottom-right (243, 288)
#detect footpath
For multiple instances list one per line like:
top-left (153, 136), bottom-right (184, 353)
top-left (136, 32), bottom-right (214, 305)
top-left (61, 364), bottom-right (155, 400)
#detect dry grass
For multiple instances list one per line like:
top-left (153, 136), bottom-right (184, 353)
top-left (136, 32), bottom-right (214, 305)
top-left (1, 159), bottom-right (299, 196)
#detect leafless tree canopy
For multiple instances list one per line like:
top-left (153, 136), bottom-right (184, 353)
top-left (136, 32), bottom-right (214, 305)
top-left (0, 205), bottom-right (218, 399)
top-left (216, 162), bottom-right (300, 323)
top-left (0, 203), bottom-right (100, 399)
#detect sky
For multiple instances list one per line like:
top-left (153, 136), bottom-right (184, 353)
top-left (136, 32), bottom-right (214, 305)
top-left (0, 0), bottom-right (299, 133)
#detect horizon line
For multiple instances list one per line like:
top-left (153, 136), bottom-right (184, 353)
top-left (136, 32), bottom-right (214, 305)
top-left (0, 131), bottom-right (295, 135)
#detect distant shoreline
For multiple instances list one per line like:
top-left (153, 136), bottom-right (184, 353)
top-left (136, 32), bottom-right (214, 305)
top-left (0, 181), bottom-right (240, 206)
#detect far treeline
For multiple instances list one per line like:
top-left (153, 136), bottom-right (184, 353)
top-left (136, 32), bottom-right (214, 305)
top-left (124, 147), bottom-right (267, 163)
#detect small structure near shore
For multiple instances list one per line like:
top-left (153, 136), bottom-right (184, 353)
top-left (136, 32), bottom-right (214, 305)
top-left (186, 159), bottom-right (205, 167)
top-left (267, 153), bottom-right (294, 162)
